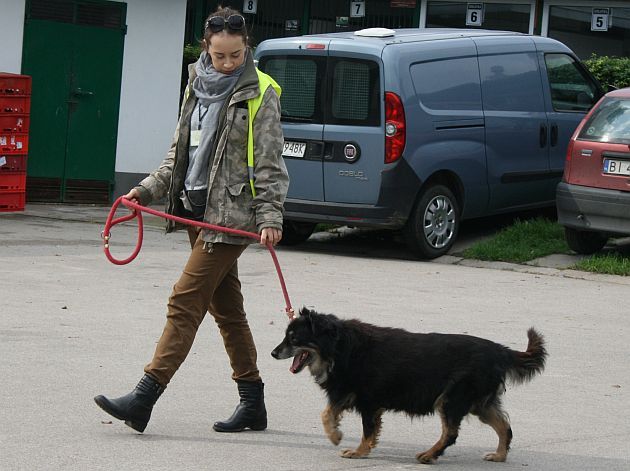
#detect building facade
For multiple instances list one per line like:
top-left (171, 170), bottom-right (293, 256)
top-left (1, 0), bottom-right (187, 203)
top-left (187, 0), bottom-right (629, 59)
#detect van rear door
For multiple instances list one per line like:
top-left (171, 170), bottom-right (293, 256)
top-left (257, 41), bottom-right (329, 202)
top-left (323, 42), bottom-right (383, 205)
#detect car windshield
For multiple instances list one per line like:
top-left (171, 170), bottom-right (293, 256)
top-left (577, 97), bottom-right (630, 144)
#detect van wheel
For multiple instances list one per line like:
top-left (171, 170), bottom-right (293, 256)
top-left (279, 221), bottom-right (316, 246)
top-left (405, 184), bottom-right (460, 259)
top-left (564, 227), bottom-right (607, 255)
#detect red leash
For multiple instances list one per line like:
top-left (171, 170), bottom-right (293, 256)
top-left (102, 196), bottom-right (295, 321)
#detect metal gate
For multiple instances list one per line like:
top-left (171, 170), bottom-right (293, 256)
top-left (309, 0), bottom-right (416, 34)
top-left (21, 0), bottom-right (126, 204)
top-left (195, 1), bottom-right (418, 46)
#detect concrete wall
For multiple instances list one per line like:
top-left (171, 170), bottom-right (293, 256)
top-left (115, 0), bottom-right (186, 184)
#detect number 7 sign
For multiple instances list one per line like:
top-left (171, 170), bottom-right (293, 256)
top-left (351, 1), bottom-right (365, 18)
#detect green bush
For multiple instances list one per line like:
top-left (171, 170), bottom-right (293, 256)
top-left (583, 54), bottom-right (630, 90)
top-left (183, 44), bottom-right (203, 65)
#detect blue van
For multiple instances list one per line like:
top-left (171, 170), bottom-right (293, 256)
top-left (255, 28), bottom-right (603, 258)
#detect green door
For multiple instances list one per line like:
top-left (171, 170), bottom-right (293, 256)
top-left (22, 0), bottom-right (126, 203)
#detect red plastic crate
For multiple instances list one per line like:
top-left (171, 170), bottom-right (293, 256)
top-left (0, 96), bottom-right (31, 114)
top-left (0, 154), bottom-right (27, 173)
top-left (0, 73), bottom-right (32, 96)
top-left (0, 115), bottom-right (29, 133)
top-left (0, 172), bottom-right (26, 192)
top-left (0, 133), bottom-right (28, 154)
top-left (0, 191), bottom-right (25, 212)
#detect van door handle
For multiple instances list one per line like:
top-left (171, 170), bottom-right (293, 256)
top-left (539, 124), bottom-right (547, 148)
top-left (550, 123), bottom-right (558, 147)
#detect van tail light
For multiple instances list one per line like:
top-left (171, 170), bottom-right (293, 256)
top-left (385, 92), bottom-right (406, 164)
top-left (563, 139), bottom-right (575, 182)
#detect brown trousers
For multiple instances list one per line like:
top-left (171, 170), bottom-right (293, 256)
top-left (144, 227), bottom-right (260, 387)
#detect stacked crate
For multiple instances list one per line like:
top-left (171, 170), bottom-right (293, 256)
top-left (0, 73), bottom-right (31, 212)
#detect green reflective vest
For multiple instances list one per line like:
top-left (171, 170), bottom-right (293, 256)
top-left (247, 69), bottom-right (282, 197)
top-left (183, 69), bottom-right (281, 197)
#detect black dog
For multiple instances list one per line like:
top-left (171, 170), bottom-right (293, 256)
top-left (271, 308), bottom-right (547, 464)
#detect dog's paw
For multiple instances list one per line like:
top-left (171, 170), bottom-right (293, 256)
top-left (327, 429), bottom-right (342, 446)
top-left (483, 452), bottom-right (507, 462)
top-left (416, 451), bottom-right (436, 464)
top-left (340, 448), bottom-right (368, 459)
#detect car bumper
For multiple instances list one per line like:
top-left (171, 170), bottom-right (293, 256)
top-left (556, 181), bottom-right (630, 235)
top-left (283, 199), bottom-right (405, 228)
top-left (284, 158), bottom-right (420, 228)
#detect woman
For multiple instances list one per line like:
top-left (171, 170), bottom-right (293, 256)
top-left (94, 7), bottom-right (288, 434)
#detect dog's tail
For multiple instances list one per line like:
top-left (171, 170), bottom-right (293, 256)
top-left (507, 328), bottom-right (547, 385)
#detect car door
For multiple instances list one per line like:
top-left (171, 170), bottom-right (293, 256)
top-left (322, 43), bottom-right (383, 205)
top-left (537, 51), bottom-right (603, 175)
top-left (474, 36), bottom-right (553, 210)
top-left (258, 42), bottom-right (329, 202)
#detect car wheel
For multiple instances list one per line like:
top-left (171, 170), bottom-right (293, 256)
top-left (564, 227), bottom-right (607, 255)
top-left (279, 221), bottom-right (316, 246)
top-left (405, 184), bottom-right (460, 259)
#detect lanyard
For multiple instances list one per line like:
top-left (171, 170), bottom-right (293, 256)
top-left (198, 103), bottom-right (209, 130)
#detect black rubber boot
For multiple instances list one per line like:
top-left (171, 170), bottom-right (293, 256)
top-left (213, 380), bottom-right (267, 432)
top-left (94, 374), bottom-right (165, 433)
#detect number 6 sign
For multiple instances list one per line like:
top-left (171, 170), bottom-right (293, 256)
top-left (466, 3), bottom-right (484, 27)
top-left (243, 0), bottom-right (257, 14)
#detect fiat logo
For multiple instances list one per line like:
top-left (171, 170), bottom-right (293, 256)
top-left (344, 144), bottom-right (358, 162)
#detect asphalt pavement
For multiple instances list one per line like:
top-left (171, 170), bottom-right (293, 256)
top-left (1, 204), bottom-right (628, 470)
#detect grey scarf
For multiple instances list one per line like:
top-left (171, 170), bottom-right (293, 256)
top-left (184, 51), bottom-right (245, 193)
top-left (192, 51), bottom-right (244, 107)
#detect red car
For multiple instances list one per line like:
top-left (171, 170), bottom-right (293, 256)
top-left (557, 87), bottom-right (630, 254)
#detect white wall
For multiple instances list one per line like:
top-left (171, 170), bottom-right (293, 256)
top-left (0, 0), bottom-right (26, 73)
top-left (115, 0), bottom-right (187, 174)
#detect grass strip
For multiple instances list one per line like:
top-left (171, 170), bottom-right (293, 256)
top-left (462, 217), bottom-right (569, 263)
top-left (573, 253), bottom-right (630, 276)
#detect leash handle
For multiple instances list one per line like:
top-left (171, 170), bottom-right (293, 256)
top-left (102, 196), bottom-right (295, 321)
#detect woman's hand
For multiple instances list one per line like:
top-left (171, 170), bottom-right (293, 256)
top-left (260, 227), bottom-right (282, 246)
top-left (123, 188), bottom-right (141, 203)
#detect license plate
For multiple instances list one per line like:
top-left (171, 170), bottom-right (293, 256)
top-left (282, 140), bottom-right (306, 158)
top-left (603, 158), bottom-right (630, 176)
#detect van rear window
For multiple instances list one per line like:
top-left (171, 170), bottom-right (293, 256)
top-left (329, 58), bottom-right (380, 126)
top-left (260, 55), bottom-right (380, 127)
top-left (262, 56), bottom-right (325, 123)
top-left (578, 97), bottom-right (630, 144)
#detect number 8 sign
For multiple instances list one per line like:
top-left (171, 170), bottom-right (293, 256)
top-left (243, 0), bottom-right (257, 14)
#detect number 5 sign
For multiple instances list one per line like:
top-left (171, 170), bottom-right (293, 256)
top-left (243, 0), bottom-right (257, 14)
top-left (351, 1), bottom-right (365, 18)
top-left (591, 8), bottom-right (610, 31)
top-left (466, 3), bottom-right (484, 27)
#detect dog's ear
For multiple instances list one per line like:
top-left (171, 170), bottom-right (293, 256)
top-left (308, 311), bottom-right (339, 338)
top-left (298, 306), bottom-right (313, 319)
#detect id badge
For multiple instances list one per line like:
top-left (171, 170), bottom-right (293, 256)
top-left (190, 129), bottom-right (202, 147)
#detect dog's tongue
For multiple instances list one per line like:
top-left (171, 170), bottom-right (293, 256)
top-left (289, 352), bottom-right (307, 374)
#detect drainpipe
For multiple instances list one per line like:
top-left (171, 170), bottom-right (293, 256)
top-left (301, 0), bottom-right (311, 35)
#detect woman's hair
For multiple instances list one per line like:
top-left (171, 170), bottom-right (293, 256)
top-left (202, 6), bottom-right (248, 46)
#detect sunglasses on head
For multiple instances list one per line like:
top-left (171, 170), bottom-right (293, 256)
top-left (205, 14), bottom-right (245, 33)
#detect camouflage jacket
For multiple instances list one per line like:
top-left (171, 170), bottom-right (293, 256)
top-left (135, 50), bottom-right (289, 245)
